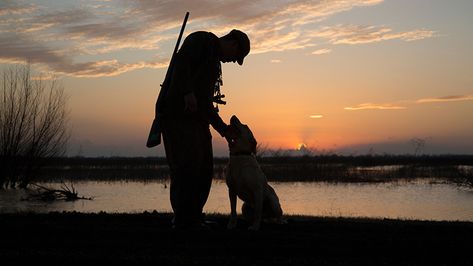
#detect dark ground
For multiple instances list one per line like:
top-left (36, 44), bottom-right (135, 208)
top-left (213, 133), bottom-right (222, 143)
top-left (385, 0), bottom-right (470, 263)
top-left (1, 212), bottom-right (472, 265)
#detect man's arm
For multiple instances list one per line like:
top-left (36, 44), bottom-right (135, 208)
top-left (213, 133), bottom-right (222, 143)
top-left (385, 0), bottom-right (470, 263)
top-left (207, 101), bottom-right (239, 143)
top-left (208, 106), bottom-right (227, 136)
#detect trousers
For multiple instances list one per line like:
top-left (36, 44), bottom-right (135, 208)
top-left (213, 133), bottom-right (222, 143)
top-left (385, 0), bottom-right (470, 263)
top-left (162, 117), bottom-right (213, 225)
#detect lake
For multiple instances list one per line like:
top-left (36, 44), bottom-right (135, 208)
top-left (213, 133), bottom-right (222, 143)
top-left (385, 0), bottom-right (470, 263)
top-left (1, 179), bottom-right (472, 221)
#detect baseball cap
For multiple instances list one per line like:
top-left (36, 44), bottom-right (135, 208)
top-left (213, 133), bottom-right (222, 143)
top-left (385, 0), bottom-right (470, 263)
top-left (229, 29), bottom-right (250, 65)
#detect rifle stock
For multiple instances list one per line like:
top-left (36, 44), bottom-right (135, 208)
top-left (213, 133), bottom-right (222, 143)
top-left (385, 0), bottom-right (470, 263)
top-left (146, 12), bottom-right (189, 148)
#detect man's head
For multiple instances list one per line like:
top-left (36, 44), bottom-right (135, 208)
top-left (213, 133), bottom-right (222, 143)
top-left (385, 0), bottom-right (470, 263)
top-left (220, 29), bottom-right (250, 65)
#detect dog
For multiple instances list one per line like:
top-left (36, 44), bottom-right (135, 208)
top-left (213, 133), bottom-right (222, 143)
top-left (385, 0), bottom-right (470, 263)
top-left (226, 115), bottom-right (283, 230)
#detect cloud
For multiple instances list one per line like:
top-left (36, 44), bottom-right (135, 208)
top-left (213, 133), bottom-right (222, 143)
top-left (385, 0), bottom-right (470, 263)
top-left (0, 0), bottom-right (435, 77)
top-left (0, 2), bottom-right (36, 16)
top-left (309, 115), bottom-right (323, 118)
top-left (126, 0), bottom-right (384, 32)
top-left (31, 72), bottom-right (55, 81)
top-left (230, 0), bottom-right (385, 54)
top-left (270, 59), bottom-right (281, 63)
top-left (311, 48), bottom-right (332, 55)
top-left (0, 2), bottom-right (170, 77)
top-left (55, 60), bottom-right (168, 78)
top-left (0, 32), bottom-right (168, 77)
top-left (345, 93), bottom-right (473, 111)
top-left (311, 24), bottom-right (435, 45)
top-left (344, 103), bottom-right (407, 110)
top-left (416, 95), bottom-right (473, 104)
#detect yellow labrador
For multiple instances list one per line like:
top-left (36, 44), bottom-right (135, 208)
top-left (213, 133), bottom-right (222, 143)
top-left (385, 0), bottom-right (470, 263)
top-left (226, 115), bottom-right (283, 230)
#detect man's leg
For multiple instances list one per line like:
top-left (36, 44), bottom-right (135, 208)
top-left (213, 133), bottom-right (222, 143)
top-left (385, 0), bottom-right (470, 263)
top-left (163, 119), bottom-right (195, 226)
top-left (162, 118), bottom-right (211, 226)
top-left (195, 124), bottom-right (213, 219)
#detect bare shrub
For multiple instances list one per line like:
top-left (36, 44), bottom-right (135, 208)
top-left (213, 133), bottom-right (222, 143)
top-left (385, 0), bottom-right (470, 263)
top-left (0, 65), bottom-right (69, 188)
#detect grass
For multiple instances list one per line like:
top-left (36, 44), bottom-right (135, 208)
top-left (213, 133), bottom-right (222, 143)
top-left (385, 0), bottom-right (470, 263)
top-left (1, 212), bottom-right (472, 265)
top-left (32, 155), bottom-right (473, 186)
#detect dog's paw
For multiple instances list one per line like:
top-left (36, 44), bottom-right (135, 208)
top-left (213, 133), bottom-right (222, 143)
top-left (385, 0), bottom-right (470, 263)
top-left (248, 224), bottom-right (260, 231)
top-left (227, 219), bottom-right (237, 229)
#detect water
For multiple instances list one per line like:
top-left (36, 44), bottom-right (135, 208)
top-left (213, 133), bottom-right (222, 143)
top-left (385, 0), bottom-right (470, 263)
top-left (1, 179), bottom-right (472, 221)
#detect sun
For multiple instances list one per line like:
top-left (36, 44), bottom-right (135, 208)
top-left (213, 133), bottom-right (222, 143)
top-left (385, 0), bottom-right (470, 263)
top-left (297, 143), bottom-right (307, 150)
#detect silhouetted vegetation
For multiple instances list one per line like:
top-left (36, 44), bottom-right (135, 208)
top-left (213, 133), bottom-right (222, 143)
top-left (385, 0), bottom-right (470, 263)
top-left (33, 155), bottom-right (473, 186)
top-left (0, 65), bottom-right (69, 189)
top-left (251, 154), bottom-right (473, 184)
top-left (36, 157), bottom-right (169, 181)
top-left (24, 183), bottom-right (92, 201)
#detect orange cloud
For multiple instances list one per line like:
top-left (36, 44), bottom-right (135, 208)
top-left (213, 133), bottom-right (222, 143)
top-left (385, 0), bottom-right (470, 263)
top-left (416, 95), bottom-right (473, 103)
top-left (311, 48), bottom-right (332, 55)
top-left (311, 25), bottom-right (435, 45)
top-left (344, 103), bottom-right (407, 110)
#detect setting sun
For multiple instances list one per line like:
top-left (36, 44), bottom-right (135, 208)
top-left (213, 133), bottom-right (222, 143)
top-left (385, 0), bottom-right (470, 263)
top-left (297, 143), bottom-right (308, 151)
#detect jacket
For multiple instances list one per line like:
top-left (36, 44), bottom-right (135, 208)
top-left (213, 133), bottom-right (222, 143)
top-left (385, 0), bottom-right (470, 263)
top-left (162, 31), bottom-right (227, 136)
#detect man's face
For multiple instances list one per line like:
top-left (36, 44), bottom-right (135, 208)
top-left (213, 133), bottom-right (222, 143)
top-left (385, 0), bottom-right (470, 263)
top-left (221, 41), bottom-right (240, 64)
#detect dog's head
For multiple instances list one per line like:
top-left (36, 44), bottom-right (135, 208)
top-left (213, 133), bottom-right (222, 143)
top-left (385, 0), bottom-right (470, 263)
top-left (229, 115), bottom-right (257, 155)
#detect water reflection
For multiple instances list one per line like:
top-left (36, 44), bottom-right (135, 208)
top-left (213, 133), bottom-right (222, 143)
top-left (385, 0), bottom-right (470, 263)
top-left (1, 180), bottom-right (472, 221)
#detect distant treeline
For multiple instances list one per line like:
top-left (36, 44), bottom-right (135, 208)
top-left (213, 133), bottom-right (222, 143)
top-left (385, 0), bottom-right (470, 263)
top-left (34, 155), bottom-right (473, 185)
top-left (42, 154), bottom-right (473, 167)
top-left (256, 154), bottom-right (473, 166)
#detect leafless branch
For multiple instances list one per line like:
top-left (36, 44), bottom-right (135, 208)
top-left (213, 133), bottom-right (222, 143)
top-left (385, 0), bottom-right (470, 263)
top-left (0, 64), bottom-right (70, 188)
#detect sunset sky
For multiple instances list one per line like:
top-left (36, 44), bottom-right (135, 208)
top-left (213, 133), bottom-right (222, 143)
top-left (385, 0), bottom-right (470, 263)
top-left (1, 0), bottom-right (472, 156)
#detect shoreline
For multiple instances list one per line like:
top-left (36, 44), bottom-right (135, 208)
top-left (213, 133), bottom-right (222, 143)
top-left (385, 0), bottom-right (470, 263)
top-left (1, 212), bottom-right (472, 265)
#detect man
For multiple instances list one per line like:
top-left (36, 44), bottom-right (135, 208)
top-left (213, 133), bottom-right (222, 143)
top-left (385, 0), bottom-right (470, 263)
top-left (161, 29), bottom-right (250, 229)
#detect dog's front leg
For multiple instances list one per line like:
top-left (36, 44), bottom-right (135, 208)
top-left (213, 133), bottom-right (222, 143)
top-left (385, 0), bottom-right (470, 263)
top-left (248, 190), bottom-right (263, 231)
top-left (227, 188), bottom-right (238, 229)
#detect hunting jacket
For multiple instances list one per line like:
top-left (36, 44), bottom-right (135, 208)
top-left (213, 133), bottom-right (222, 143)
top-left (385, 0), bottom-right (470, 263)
top-left (162, 31), bottom-right (227, 136)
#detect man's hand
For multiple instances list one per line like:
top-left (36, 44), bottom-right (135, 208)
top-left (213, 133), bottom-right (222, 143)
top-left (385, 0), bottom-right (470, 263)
top-left (183, 92), bottom-right (198, 112)
top-left (224, 125), bottom-right (238, 147)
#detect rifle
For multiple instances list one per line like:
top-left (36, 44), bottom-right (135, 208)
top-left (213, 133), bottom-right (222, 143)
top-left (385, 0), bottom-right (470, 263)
top-left (146, 12), bottom-right (189, 148)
